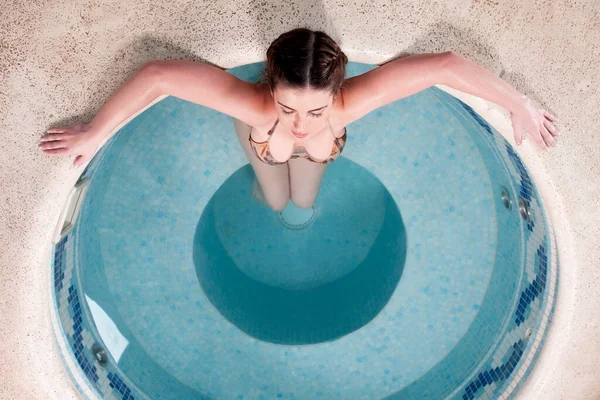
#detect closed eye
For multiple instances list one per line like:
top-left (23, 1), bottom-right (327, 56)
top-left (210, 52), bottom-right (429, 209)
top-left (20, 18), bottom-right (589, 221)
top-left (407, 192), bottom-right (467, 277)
top-left (281, 109), bottom-right (323, 118)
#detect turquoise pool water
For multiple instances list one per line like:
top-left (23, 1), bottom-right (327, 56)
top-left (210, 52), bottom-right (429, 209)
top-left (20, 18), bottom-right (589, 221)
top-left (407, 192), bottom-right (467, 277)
top-left (50, 62), bottom-right (558, 399)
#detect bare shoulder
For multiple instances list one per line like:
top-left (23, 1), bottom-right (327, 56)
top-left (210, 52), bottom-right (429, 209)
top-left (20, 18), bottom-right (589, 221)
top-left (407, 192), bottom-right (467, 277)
top-left (247, 83), bottom-right (279, 131)
top-left (328, 86), bottom-right (357, 134)
top-left (331, 52), bottom-right (454, 126)
top-left (154, 60), bottom-right (274, 128)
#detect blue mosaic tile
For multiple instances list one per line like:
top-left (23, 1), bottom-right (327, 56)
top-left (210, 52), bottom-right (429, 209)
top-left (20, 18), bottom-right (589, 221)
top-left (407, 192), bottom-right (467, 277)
top-left (67, 284), bottom-right (99, 384)
top-left (515, 244), bottom-right (547, 326)
top-left (53, 235), bottom-right (68, 294)
top-left (457, 101), bottom-right (494, 137)
top-left (506, 144), bottom-right (535, 232)
top-left (462, 340), bottom-right (526, 399)
top-left (108, 372), bottom-right (136, 399)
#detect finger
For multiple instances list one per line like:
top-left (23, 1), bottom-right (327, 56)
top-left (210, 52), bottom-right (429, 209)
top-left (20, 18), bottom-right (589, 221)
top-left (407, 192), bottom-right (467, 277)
top-left (42, 148), bottom-right (70, 155)
top-left (544, 111), bottom-right (558, 122)
top-left (532, 131), bottom-right (549, 151)
top-left (73, 155), bottom-right (83, 167)
top-left (514, 129), bottom-right (524, 145)
top-left (40, 133), bottom-right (66, 142)
top-left (540, 126), bottom-right (556, 147)
top-left (39, 141), bottom-right (67, 150)
top-left (543, 119), bottom-right (560, 137)
top-left (75, 155), bottom-right (91, 168)
top-left (46, 128), bottom-right (67, 133)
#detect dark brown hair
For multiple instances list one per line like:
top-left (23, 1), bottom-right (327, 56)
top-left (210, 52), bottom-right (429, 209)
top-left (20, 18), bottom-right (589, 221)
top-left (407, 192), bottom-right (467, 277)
top-left (264, 28), bottom-right (348, 97)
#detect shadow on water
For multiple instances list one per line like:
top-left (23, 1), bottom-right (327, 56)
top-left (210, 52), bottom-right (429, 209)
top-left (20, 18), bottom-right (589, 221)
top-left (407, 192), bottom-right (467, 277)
top-left (193, 159), bottom-right (408, 345)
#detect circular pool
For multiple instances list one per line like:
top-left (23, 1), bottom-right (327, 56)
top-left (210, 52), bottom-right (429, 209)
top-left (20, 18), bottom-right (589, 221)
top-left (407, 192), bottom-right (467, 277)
top-left (49, 61), bottom-right (558, 400)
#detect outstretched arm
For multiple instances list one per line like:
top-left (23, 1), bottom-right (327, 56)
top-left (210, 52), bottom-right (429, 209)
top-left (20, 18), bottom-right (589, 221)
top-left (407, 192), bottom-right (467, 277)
top-left (340, 51), bottom-right (560, 150)
top-left (441, 52), bottom-right (559, 150)
top-left (40, 60), bottom-right (271, 167)
top-left (341, 51), bottom-right (454, 121)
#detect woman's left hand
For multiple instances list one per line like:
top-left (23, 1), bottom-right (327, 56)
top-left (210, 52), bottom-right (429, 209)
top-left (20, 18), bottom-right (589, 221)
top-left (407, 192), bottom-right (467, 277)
top-left (510, 95), bottom-right (560, 151)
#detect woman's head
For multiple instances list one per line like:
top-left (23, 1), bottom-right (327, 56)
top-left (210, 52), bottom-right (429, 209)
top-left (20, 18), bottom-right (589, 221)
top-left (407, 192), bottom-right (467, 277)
top-left (264, 28), bottom-right (348, 137)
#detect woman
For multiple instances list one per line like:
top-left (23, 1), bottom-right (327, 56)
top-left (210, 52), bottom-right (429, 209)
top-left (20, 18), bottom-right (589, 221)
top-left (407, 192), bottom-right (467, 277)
top-left (39, 28), bottom-right (560, 211)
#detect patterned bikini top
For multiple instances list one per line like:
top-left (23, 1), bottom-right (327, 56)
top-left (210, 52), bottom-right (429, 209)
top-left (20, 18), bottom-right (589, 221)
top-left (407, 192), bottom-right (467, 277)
top-left (248, 118), bottom-right (347, 165)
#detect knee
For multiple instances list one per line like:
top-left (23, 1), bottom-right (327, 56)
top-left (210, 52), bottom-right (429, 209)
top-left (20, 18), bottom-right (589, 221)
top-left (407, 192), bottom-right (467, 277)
top-left (266, 196), bottom-right (289, 211)
top-left (253, 178), bottom-right (289, 211)
top-left (290, 195), bottom-right (316, 209)
top-left (262, 188), bottom-right (289, 211)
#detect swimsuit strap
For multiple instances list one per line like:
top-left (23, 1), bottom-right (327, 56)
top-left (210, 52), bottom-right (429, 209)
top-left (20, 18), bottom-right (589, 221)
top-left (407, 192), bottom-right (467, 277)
top-left (267, 118), bottom-right (279, 136)
top-left (249, 118), bottom-right (279, 145)
top-left (327, 118), bottom-right (336, 138)
top-left (327, 118), bottom-right (346, 141)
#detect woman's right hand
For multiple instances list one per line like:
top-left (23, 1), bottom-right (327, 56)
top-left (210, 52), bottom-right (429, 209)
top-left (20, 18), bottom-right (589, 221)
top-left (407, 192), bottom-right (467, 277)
top-left (39, 122), bottom-right (102, 167)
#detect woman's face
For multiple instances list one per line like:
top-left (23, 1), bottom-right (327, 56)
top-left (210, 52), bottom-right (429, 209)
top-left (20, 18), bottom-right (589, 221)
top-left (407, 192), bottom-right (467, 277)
top-left (271, 85), bottom-right (335, 140)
